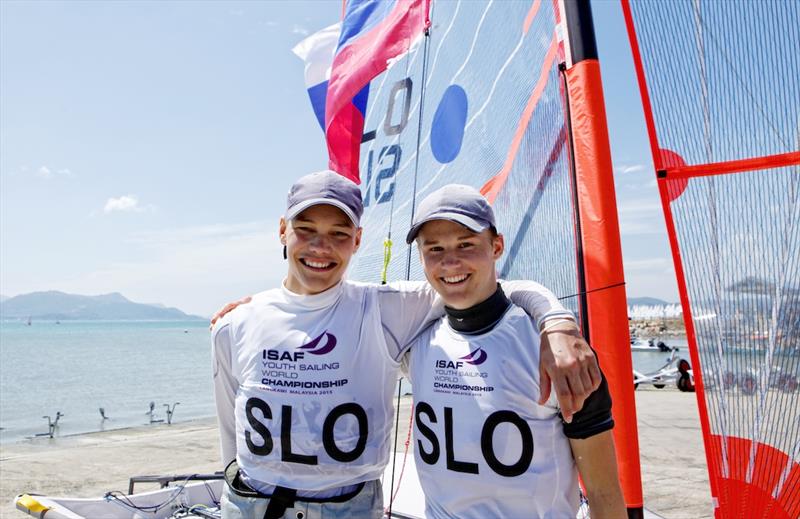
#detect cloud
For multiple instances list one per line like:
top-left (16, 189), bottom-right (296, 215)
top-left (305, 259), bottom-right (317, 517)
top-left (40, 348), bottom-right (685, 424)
top-left (291, 24), bottom-right (310, 36)
top-left (103, 195), bottom-right (154, 214)
top-left (52, 221), bottom-right (283, 316)
top-left (615, 163), bottom-right (647, 175)
top-left (617, 200), bottom-right (666, 235)
top-left (34, 166), bottom-right (73, 179)
top-left (128, 221), bottom-right (271, 245)
top-left (623, 257), bottom-right (673, 272)
top-left (261, 20), bottom-right (279, 27)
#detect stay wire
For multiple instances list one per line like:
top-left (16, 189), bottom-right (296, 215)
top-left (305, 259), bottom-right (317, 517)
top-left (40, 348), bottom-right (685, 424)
top-left (555, 281), bottom-right (627, 302)
top-left (387, 20), bottom-right (433, 519)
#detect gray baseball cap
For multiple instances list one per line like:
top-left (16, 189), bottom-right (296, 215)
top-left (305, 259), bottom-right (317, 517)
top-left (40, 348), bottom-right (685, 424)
top-left (406, 184), bottom-right (496, 244)
top-left (285, 170), bottom-right (363, 226)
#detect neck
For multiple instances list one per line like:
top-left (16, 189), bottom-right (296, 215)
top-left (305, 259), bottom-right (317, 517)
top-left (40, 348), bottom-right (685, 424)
top-left (445, 284), bottom-right (511, 334)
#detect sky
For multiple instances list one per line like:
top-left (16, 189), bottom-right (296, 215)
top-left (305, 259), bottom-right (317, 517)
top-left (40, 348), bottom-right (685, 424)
top-left (0, 0), bottom-right (678, 317)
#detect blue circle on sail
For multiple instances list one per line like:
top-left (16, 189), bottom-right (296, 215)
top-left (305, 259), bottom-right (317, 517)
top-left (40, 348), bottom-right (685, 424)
top-left (430, 85), bottom-right (468, 163)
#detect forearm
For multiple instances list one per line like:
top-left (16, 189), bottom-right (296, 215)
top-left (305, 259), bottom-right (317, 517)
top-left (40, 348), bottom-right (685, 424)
top-left (214, 382), bottom-right (237, 465)
top-left (212, 323), bottom-right (238, 465)
top-left (569, 431), bottom-right (626, 518)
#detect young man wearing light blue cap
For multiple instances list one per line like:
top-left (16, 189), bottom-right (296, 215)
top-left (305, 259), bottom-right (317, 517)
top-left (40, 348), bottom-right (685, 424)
top-left (212, 171), bottom-right (600, 519)
top-left (404, 184), bottom-right (625, 518)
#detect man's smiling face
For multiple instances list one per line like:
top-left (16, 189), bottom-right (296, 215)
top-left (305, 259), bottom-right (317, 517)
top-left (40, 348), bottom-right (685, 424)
top-left (281, 204), bottom-right (362, 295)
top-left (417, 219), bottom-right (503, 309)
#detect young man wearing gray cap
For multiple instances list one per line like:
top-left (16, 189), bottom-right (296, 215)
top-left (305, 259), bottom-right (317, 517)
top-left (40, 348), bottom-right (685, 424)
top-left (404, 184), bottom-right (625, 518)
top-left (212, 171), bottom-right (599, 519)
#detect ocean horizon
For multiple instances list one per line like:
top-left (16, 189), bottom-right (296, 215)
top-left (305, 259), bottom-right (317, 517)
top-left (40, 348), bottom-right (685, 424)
top-left (0, 319), bottom-right (681, 444)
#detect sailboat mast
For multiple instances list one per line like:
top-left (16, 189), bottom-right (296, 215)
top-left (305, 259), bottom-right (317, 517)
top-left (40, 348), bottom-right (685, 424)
top-left (557, 1), bottom-right (644, 517)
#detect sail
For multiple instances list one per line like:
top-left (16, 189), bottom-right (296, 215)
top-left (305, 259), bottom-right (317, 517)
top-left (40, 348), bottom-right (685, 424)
top-left (342, 0), bottom-right (642, 515)
top-left (623, 1), bottom-right (800, 517)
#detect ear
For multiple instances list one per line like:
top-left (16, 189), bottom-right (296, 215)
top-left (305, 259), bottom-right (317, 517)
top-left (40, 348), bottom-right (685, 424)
top-left (492, 233), bottom-right (505, 260)
top-left (279, 217), bottom-right (288, 245)
top-left (352, 227), bottom-right (363, 253)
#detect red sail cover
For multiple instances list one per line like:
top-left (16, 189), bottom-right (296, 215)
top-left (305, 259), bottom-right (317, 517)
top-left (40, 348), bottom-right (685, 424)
top-left (623, 1), bottom-right (800, 517)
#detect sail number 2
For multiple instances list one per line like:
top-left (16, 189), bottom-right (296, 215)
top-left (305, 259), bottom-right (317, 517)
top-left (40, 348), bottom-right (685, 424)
top-left (362, 78), bottom-right (413, 207)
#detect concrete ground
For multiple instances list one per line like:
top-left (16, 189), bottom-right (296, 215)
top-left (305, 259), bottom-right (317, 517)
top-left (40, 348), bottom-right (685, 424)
top-left (1, 389), bottom-right (712, 519)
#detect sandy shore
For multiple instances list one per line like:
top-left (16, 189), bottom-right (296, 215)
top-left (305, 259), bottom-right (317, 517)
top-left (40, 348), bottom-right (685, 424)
top-left (1, 390), bottom-right (711, 519)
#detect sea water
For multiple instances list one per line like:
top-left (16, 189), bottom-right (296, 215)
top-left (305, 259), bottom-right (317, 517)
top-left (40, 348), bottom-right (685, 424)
top-left (0, 320), bottom-right (687, 444)
top-left (0, 320), bottom-right (213, 443)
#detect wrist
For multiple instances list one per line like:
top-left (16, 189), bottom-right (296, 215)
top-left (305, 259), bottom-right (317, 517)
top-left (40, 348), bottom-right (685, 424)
top-left (540, 318), bottom-right (578, 334)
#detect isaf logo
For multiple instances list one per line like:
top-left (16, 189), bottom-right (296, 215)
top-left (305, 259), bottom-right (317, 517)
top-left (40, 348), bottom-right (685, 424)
top-left (459, 347), bottom-right (487, 366)
top-left (434, 347), bottom-right (488, 369)
top-left (263, 331), bottom-right (338, 361)
top-left (298, 331), bottom-right (337, 355)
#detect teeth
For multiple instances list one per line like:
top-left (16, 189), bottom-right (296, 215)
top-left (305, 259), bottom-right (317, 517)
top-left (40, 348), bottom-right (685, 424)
top-left (305, 260), bottom-right (332, 269)
top-left (443, 274), bottom-right (468, 284)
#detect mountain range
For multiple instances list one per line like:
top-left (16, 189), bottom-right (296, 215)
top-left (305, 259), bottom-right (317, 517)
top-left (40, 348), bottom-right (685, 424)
top-left (0, 291), bottom-right (204, 321)
top-left (627, 297), bottom-right (675, 306)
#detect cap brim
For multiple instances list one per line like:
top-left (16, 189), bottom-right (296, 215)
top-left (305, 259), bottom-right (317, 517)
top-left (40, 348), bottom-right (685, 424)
top-left (286, 198), bottom-right (360, 227)
top-left (405, 212), bottom-right (489, 244)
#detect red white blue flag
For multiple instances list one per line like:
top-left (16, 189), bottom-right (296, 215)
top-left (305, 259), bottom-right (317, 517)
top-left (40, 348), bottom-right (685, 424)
top-left (324, 0), bottom-right (430, 183)
top-left (292, 23), bottom-right (341, 132)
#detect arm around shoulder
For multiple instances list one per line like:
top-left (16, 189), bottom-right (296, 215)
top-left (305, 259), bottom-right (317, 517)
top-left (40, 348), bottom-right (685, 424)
top-left (501, 279), bottom-right (573, 328)
top-left (376, 280), bottom-right (443, 359)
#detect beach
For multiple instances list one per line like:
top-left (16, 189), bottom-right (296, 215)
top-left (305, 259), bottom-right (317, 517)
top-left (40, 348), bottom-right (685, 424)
top-left (1, 389), bottom-right (711, 519)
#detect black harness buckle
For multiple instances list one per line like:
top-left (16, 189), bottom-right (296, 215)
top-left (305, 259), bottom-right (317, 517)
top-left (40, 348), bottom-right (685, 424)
top-left (263, 485), bottom-right (298, 519)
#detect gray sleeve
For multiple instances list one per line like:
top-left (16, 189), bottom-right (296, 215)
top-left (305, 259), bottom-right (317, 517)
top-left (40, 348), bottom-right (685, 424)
top-left (376, 281), bottom-right (444, 361)
top-left (211, 321), bottom-right (238, 467)
top-left (501, 279), bottom-right (576, 329)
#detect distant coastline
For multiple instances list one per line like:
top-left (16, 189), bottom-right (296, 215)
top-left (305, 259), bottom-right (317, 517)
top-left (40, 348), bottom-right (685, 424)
top-left (0, 290), bottom-right (204, 321)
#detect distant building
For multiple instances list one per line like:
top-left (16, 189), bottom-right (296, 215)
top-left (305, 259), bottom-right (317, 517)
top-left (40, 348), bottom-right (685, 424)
top-left (628, 304), bottom-right (683, 320)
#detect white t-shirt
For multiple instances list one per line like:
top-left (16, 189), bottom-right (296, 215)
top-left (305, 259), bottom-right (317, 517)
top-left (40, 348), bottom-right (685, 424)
top-left (212, 280), bottom-right (571, 496)
top-left (405, 305), bottom-right (580, 518)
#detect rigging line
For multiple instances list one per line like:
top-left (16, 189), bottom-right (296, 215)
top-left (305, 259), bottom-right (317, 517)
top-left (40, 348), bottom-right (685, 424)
top-left (403, 24), bottom-right (432, 282)
top-left (690, 0), bottom-right (713, 164)
top-left (386, 377), bottom-right (405, 518)
top-left (555, 281), bottom-right (627, 302)
top-left (380, 44), bottom-right (420, 285)
top-left (691, 1), bottom-right (731, 472)
top-left (558, 61), bottom-right (589, 342)
top-left (374, 0), bottom-right (496, 195)
top-left (360, 0), bottom-right (463, 208)
top-left (690, 2), bottom-right (793, 150)
top-left (359, 5), bottom-right (547, 255)
top-left (388, 401), bottom-right (416, 505)
top-left (387, 23), bottom-right (432, 519)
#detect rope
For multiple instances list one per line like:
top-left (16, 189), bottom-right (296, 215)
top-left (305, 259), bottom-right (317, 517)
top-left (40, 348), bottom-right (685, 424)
top-left (386, 402), bottom-right (415, 510)
top-left (385, 380), bottom-right (415, 516)
top-left (556, 281), bottom-right (627, 301)
top-left (381, 238), bottom-right (393, 285)
top-left (388, 19), bottom-right (433, 519)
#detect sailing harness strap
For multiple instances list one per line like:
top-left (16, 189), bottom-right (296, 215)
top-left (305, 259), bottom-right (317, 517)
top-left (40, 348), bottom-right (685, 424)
top-left (223, 460), bottom-right (366, 518)
top-left (263, 486), bottom-right (297, 519)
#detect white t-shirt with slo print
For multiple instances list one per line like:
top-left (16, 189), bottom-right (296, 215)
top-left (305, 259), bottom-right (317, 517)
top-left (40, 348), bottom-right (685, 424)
top-left (212, 280), bottom-right (571, 496)
top-left (405, 305), bottom-right (580, 519)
